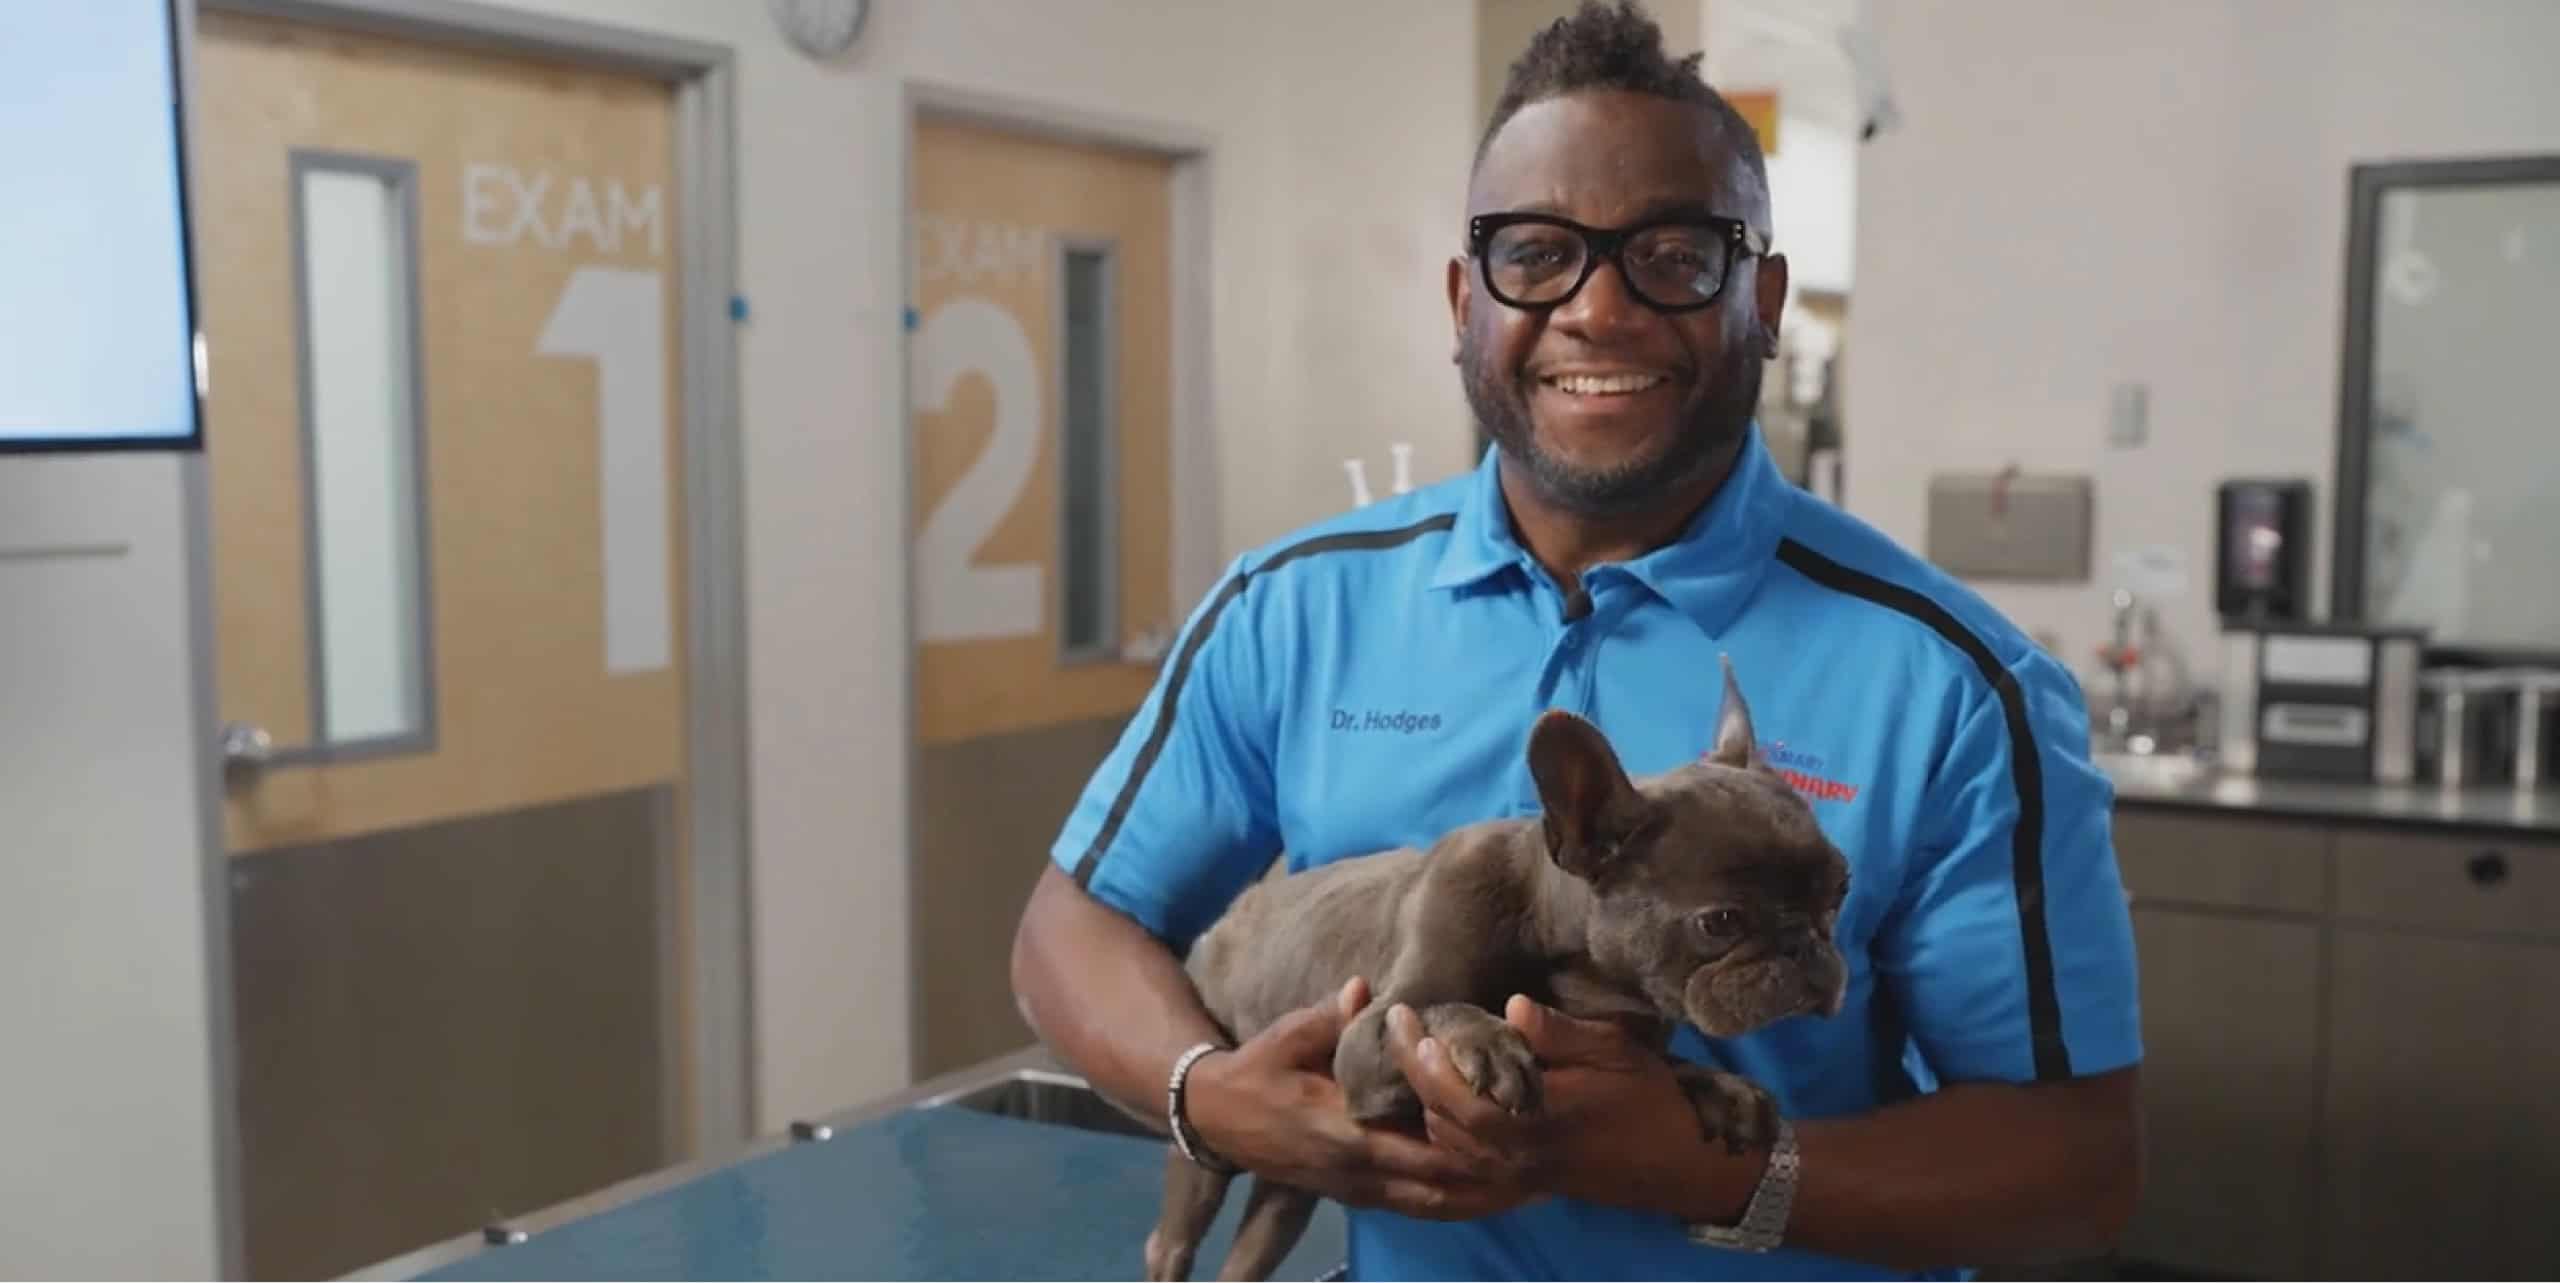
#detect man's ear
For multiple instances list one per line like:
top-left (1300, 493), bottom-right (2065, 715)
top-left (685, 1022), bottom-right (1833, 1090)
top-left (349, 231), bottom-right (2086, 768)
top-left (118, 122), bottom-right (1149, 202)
top-left (1446, 254), bottom-right (1471, 362)
top-left (1754, 250), bottom-right (1790, 358)
top-left (1527, 710), bottom-right (1655, 880)
top-left (1706, 654), bottom-right (1764, 770)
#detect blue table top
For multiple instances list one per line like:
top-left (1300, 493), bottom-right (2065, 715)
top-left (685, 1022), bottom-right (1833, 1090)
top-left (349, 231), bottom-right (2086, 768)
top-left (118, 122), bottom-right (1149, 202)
top-left (415, 1105), bottom-right (1348, 1281)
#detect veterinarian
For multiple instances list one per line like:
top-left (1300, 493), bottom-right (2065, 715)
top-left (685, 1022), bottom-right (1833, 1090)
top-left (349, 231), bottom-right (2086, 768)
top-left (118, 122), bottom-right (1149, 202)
top-left (1010, 1), bottom-right (2145, 1277)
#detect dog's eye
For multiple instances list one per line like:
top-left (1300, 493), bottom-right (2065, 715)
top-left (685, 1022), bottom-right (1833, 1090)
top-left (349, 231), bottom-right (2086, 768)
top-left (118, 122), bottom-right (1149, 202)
top-left (1692, 908), bottom-right (1744, 939)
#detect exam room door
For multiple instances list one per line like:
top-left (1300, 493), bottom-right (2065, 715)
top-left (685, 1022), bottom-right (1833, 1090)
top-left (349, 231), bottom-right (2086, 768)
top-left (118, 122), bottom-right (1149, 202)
top-left (908, 116), bottom-right (1177, 1077)
top-left (194, 13), bottom-right (692, 1279)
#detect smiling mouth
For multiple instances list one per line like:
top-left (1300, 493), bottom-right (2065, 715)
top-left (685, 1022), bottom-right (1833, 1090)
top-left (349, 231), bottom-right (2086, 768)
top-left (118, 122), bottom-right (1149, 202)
top-left (1542, 372), bottom-right (1668, 397)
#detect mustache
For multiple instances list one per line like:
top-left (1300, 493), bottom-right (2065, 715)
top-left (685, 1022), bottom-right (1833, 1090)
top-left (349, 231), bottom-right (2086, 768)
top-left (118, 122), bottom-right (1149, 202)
top-left (1460, 329), bottom-right (1762, 515)
top-left (1459, 327), bottom-right (1760, 415)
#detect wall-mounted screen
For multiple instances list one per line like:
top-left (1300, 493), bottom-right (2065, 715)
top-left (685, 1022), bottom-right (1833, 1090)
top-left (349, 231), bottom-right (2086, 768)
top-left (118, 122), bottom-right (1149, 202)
top-left (0, 0), bottom-right (202, 453)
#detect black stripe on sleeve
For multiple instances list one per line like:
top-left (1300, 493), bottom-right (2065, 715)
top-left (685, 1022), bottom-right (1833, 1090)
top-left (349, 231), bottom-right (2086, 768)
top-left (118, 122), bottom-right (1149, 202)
top-left (1775, 538), bottom-right (2071, 1082)
top-left (1070, 513), bottom-right (1457, 890)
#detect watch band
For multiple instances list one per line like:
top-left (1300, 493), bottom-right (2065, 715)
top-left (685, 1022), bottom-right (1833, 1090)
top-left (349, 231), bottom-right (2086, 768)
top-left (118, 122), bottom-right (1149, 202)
top-left (1166, 1041), bottom-right (1237, 1174)
top-left (1687, 1116), bottom-right (1798, 1252)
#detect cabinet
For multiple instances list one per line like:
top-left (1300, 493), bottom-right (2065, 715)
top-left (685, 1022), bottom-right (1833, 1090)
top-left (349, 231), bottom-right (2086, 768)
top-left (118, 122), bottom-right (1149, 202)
top-left (2117, 811), bottom-right (2329, 1278)
top-left (2113, 806), bottom-right (2560, 1281)
top-left (2319, 929), bottom-right (2560, 1277)
top-left (2125, 909), bottom-right (2323, 1277)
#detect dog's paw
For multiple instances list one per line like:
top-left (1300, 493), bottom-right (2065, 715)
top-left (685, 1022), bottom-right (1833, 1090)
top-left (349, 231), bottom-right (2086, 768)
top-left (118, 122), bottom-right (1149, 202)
top-left (1436, 1019), bottom-right (1543, 1115)
top-left (1673, 1065), bottom-right (1779, 1154)
top-left (1343, 1075), bottom-right (1420, 1125)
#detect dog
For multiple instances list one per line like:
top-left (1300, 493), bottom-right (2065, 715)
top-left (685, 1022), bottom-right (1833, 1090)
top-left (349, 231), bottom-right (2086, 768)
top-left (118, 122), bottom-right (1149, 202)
top-left (1145, 657), bottom-right (1854, 1281)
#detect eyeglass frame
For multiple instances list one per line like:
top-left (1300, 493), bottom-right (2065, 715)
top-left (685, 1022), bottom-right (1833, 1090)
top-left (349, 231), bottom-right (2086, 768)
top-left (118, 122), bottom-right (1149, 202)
top-left (1466, 211), bottom-right (1773, 315)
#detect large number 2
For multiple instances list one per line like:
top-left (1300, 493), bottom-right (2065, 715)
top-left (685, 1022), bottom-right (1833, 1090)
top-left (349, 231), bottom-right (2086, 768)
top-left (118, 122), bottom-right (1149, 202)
top-left (910, 297), bottom-right (1043, 643)
top-left (537, 265), bottom-right (671, 675)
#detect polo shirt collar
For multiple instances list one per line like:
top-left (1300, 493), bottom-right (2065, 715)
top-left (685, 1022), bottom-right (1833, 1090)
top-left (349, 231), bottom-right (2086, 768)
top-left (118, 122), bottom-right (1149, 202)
top-left (1426, 444), bottom-right (1523, 591)
top-left (1429, 423), bottom-right (1792, 641)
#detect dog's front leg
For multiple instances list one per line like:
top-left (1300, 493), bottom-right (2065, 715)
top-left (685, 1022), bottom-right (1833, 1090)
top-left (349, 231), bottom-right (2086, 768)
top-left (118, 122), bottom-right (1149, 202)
top-left (1669, 1064), bottom-right (1781, 1155)
top-left (1332, 998), bottom-right (1422, 1123)
top-left (1335, 999), bottom-right (1540, 1123)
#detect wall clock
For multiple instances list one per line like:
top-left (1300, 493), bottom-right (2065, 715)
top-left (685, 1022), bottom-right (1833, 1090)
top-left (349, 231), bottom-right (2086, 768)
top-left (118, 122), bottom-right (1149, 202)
top-left (768, 0), bottom-right (869, 61)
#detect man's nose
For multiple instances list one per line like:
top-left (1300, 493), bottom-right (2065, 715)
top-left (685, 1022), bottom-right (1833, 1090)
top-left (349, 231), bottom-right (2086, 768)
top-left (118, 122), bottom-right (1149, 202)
top-left (1553, 254), bottom-right (1650, 341)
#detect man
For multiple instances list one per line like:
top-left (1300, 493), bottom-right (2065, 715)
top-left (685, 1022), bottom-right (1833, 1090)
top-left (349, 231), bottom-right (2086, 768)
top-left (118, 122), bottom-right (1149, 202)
top-left (1010, 2), bottom-right (2143, 1277)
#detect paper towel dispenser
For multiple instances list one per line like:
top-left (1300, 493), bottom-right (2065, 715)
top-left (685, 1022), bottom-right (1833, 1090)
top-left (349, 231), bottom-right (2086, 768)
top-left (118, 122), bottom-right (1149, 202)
top-left (1924, 471), bottom-right (2093, 582)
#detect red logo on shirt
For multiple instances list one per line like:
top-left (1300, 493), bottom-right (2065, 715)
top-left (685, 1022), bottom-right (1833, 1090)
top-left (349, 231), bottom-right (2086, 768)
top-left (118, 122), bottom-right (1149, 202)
top-left (1706, 739), bottom-right (1862, 804)
top-left (1775, 766), bottom-right (1861, 804)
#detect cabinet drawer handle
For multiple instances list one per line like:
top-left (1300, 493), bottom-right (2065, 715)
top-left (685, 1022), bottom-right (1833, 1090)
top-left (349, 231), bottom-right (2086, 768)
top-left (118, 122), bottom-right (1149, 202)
top-left (2466, 851), bottom-right (2509, 888)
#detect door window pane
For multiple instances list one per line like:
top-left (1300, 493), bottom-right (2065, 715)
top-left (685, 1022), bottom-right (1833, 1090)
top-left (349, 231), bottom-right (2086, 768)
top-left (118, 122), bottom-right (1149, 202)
top-left (1058, 242), bottom-right (1116, 662)
top-left (293, 153), bottom-right (432, 751)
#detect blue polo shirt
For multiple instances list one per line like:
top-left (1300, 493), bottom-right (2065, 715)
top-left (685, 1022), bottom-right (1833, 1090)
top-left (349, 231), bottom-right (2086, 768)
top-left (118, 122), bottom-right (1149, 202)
top-left (1048, 425), bottom-right (2143, 1281)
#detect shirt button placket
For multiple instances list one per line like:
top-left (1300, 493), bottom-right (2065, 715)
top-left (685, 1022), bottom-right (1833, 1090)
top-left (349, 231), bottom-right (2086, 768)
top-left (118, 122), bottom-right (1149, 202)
top-left (1521, 605), bottom-right (1584, 812)
top-left (1546, 600), bottom-right (1601, 717)
top-left (1569, 618), bottom-right (1601, 716)
top-left (1574, 573), bottom-right (1619, 718)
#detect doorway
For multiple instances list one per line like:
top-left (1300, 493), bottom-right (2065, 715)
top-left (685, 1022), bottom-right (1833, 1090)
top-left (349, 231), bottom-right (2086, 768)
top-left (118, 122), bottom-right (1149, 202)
top-left (186, 4), bottom-right (743, 1276)
top-left (904, 106), bottom-right (1199, 1078)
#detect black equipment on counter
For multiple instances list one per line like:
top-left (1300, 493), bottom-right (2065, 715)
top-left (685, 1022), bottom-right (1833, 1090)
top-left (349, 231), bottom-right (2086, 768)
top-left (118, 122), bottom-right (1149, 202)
top-left (2219, 620), bottom-right (2426, 783)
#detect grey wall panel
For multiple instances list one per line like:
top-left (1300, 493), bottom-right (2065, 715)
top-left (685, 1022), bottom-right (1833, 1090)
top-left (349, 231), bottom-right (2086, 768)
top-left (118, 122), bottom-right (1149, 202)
top-left (914, 716), bottom-right (1129, 1080)
top-left (229, 786), bottom-right (672, 1280)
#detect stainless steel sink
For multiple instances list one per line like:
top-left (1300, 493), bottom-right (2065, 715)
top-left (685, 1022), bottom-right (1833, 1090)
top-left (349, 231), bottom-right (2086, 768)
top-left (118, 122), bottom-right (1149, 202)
top-left (924, 1067), bottom-right (1163, 1141)
top-left (917, 1064), bottom-right (1352, 1280)
top-left (2094, 748), bottom-right (2210, 791)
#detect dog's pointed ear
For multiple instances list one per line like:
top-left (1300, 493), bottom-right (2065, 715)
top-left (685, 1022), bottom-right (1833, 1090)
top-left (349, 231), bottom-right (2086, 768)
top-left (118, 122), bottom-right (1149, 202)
top-left (1527, 710), bottom-right (1655, 880)
top-left (1706, 654), bottom-right (1764, 770)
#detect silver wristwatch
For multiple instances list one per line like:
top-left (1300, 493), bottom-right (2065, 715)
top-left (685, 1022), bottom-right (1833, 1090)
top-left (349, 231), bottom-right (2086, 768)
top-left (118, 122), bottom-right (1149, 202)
top-left (1687, 1117), bottom-right (1798, 1252)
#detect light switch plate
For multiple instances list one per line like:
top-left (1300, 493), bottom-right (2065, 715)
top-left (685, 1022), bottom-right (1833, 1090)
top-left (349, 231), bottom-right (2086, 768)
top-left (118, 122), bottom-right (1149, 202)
top-left (1925, 472), bottom-right (2095, 581)
top-left (2108, 382), bottom-right (2149, 448)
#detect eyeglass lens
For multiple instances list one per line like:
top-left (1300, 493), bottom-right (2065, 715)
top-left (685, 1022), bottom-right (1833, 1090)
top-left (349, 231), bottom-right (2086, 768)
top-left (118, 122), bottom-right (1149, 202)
top-left (1483, 222), bottom-right (1732, 310)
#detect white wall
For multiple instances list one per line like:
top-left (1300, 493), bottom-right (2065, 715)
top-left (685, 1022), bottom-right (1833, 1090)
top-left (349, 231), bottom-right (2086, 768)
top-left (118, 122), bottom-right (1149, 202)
top-left (0, 456), bottom-right (230, 1279)
top-left (460, 0), bottom-right (1480, 1132)
top-left (1843, 0), bottom-right (2560, 688)
top-left (1760, 116), bottom-right (1856, 296)
top-left (1203, 3), bottom-right (1485, 547)
top-left (1699, 0), bottom-right (1862, 297)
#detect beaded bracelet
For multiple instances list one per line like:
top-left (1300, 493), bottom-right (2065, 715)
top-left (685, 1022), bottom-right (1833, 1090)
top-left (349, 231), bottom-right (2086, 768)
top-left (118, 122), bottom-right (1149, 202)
top-left (1167, 1041), bottom-right (1237, 1173)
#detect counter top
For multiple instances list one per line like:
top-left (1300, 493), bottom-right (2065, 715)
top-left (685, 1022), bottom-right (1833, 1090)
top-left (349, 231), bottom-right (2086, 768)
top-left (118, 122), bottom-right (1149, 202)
top-left (353, 1049), bottom-right (1346, 1282)
top-left (2101, 757), bottom-right (2560, 837)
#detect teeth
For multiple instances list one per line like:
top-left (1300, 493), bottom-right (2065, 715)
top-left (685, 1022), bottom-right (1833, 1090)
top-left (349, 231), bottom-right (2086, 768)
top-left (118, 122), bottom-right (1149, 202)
top-left (1552, 373), bottom-right (1663, 395)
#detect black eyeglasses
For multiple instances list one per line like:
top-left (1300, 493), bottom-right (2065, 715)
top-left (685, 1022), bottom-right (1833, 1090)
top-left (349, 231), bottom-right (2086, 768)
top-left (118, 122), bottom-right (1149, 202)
top-left (1468, 212), bottom-right (1771, 314)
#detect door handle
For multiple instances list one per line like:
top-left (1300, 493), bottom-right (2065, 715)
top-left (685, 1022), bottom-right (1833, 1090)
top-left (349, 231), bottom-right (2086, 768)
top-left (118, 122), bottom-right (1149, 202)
top-left (1120, 621), bottom-right (1172, 667)
top-left (219, 721), bottom-right (274, 775)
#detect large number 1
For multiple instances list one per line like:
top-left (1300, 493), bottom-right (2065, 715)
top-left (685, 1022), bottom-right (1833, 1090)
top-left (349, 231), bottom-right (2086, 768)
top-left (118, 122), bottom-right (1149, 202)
top-left (537, 265), bottom-right (671, 675)
top-left (910, 297), bottom-right (1043, 643)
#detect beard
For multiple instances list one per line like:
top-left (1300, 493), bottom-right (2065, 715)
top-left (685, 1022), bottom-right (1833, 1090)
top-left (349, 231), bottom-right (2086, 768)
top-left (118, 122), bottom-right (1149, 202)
top-left (1462, 328), bottom-right (1762, 519)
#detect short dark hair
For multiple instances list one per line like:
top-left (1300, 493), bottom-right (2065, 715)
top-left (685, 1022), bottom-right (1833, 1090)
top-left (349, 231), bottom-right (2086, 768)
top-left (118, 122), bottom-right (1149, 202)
top-left (1475, 0), bottom-right (1769, 219)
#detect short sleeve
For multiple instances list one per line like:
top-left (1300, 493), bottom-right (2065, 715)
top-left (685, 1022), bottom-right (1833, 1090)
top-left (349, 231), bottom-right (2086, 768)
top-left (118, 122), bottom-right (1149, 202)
top-left (1049, 557), bottom-right (1284, 953)
top-left (1874, 649), bottom-right (2144, 1085)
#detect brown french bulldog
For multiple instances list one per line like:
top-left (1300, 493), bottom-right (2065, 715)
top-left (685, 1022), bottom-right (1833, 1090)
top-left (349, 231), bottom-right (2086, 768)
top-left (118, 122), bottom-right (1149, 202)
top-left (1146, 657), bottom-right (1854, 1281)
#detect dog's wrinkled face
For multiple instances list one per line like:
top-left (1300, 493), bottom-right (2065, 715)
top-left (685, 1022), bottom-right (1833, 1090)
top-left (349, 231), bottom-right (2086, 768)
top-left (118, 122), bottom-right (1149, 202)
top-left (1527, 658), bottom-right (1852, 1037)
